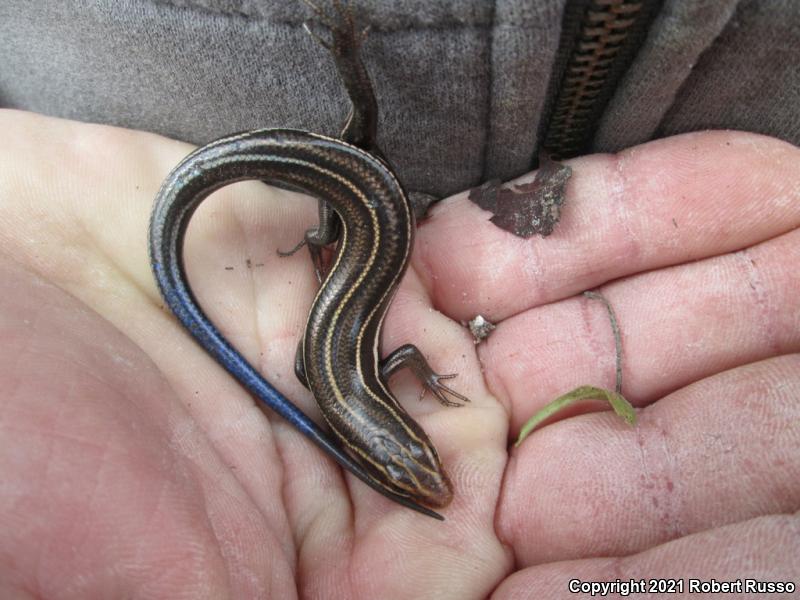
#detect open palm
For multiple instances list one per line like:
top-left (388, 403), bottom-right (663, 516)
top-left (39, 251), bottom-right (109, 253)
top-left (1, 110), bottom-right (797, 599)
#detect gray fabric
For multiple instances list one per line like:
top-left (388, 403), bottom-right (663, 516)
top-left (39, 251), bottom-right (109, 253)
top-left (594, 0), bottom-right (740, 153)
top-left (659, 0), bottom-right (800, 144)
top-left (1, 0), bottom-right (798, 198)
top-left (483, 1), bottom-right (566, 182)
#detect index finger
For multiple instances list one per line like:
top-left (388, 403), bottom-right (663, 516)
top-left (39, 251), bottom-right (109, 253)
top-left (414, 131), bottom-right (800, 322)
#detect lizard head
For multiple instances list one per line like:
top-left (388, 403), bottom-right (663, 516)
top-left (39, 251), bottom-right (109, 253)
top-left (368, 431), bottom-right (454, 509)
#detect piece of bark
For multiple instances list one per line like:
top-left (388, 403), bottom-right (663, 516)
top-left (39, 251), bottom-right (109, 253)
top-left (466, 314), bottom-right (496, 343)
top-left (469, 153), bottom-right (572, 238)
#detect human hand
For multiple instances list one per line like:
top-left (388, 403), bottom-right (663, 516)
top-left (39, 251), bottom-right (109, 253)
top-left (0, 110), bottom-right (797, 598)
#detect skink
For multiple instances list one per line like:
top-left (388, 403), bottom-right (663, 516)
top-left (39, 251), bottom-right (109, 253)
top-left (148, 1), bottom-right (466, 518)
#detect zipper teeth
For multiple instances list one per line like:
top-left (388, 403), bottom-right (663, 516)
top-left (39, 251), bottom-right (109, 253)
top-left (543, 0), bottom-right (645, 159)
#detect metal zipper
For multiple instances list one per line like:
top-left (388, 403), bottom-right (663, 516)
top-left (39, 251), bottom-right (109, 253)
top-left (541, 0), bottom-right (663, 160)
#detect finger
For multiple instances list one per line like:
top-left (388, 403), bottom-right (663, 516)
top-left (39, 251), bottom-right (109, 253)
top-left (496, 354), bottom-right (800, 565)
top-left (414, 131), bottom-right (800, 321)
top-left (492, 513), bottom-right (799, 599)
top-left (485, 226), bottom-right (800, 428)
